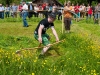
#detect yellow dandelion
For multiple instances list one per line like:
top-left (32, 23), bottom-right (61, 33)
top-left (80, 67), bottom-right (82, 68)
top-left (45, 60), bottom-right (47, 62)
top-left (54, 69), bottom-right (56, 71)
top-left (36, 57), bottom-right (38, 59)
top-left (34, 60), bottom-right (37, 62)
top-left (64, 65), bottom-right (66, 67)
top-left (32, 73), bottom-right (35, 75)
top-left (21, 62), bottom-right (23, 65)
top-left (59, 71), bottom-right (61, 73)
top-left (44, 62), bottom-right (46, 64)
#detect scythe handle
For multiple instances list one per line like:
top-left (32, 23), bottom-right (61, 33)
top-left (16, 39), bottom-right (65, 54)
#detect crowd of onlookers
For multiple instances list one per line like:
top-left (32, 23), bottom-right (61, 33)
top-left (0, 2), bottom-right (62, 20)
top-left (0, 2), bottom-right (100, 24)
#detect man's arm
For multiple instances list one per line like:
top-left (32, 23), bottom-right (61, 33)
top-left (51, 27), bottom-right (59, 42)
top-left (38, 24), bottom-right (44, 43)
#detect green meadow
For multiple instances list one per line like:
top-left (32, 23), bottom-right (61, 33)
top-left (0, 17), bottom-right (100, 75)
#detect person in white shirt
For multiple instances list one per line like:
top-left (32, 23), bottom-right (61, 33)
top-left (5, 4), bottom-right (10, 18)
top-left (22, 1), bottom-right (28, 27)
top-left (34, 4), bottom-right (39, 17)
top-left (0, 4), bottom-right (4, 19)
top-left (11, 3), bottom-right (18, 18)
top-left (81, 3), bottom-right (86, 18)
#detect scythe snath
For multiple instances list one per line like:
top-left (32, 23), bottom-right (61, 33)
top-left (16, 39), bottom-right (65, 54)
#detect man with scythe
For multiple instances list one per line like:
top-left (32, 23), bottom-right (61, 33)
top-left (34, 13), bottom-right (59, 58)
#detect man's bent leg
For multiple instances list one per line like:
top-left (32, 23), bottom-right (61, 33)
top-left (41, 34), bottom-right (50, 55)
top-left (41, 45), bottom-right (51, 55)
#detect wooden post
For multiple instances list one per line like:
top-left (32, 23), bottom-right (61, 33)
top-left (99, 12), bottom-right (100, 26)
top-left (62, 13), bottom-right (64, 34)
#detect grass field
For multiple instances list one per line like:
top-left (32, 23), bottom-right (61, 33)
top-left (0, 17), bottom-right (100, 75)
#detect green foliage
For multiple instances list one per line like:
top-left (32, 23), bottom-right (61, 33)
top-left (0, 16), bottom-right (100, 75)
top-left (0, 0), bottom-right (99, 6)
top-left (0, 33), bottom-right (100, 75)
top-left (0, 34), bottom-right (36, 51)
top-left (91, 1), bottom-right (98, 7)
top-left (58, 0), bottom-right (91, 5)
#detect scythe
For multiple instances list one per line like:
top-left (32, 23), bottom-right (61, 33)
top-left (16, 39), bottom-right (65, 54)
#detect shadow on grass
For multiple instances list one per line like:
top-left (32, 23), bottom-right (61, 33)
top-left (46, 47), bottom-right (61, 57)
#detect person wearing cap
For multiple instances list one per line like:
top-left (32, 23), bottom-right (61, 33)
top-left (34, 13), bottom-right (59, 58)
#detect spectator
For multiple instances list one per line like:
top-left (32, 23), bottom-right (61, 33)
top-left (74, 3), bottom-right (80, 22)
top-left (22, 1), bottom-right (28, 27)
top-left (81, 3), bottom-right (86, 18)
top-left (0, 4), bottom-right (4, 19)
top-left (18, 3), bottom-right (23, 17)
top-left (11, 3), bottom-right (18, 18)
top-left (86, 4), bottom-right (90, 20)
top-left (34, 4), bottom-right (39, 17)
top-left (5, 4), bottom-right (10, 18)
top-left (94, 3), bottom-right (100, 24)
top-left (88, 5), bottom-right (93, 19)
top-left (63, 1), bottom-right (73, 33)
top-left (28, 2), bottom-right (34, 18)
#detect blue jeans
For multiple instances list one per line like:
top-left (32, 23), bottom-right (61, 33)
top-left (94, 13), bottom-right (100, 19)
top-left (88, 14), bottom-right (92, 18)
top-left (22, 12), bottom-right (28, 27)
top-left (5, 12), bottom-right (10, 17)
top-left (0, 12), bottom-right (4, 19)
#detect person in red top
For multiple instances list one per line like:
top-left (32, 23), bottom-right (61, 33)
top-left (74, 3), bottom-right (80, 22)
top-left (42, 2), bottom-right (46, 10)
top-left (88, 6), bottom-right (92, 19)
top-left (18, 3), bottom-right (23, 17)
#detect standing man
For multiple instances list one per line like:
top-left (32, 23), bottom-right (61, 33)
top-left (11, 3), bottom-right (18, 18)
top-left (81, 3), bottom-right (86, 19)
top-left (5, 4), bottom-right (10, 18)
top-left (0, 4), bottom-right (5, 19)
top-left (34, 13), bottom-right (59, 58)
top-left (63, 1), bottom-right (73, 33)
top-left (74, 3), bottom-right (80, 22)
top-left (28, 2), bottom-right (34, 18)
top-left (94, 3), bottom-right (100, 24)
top-left (22, 1), bottom-right (28, 27)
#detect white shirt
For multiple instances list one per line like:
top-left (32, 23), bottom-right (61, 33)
top-left (5, 7), bottom-right (10, 12)
top-left (0, 6), bottom-right (4, 12)
top-left (34, 6), bottom-right (39, 13)
top-left (22, 4), bottom-right (28, 12)
top-left (82, 6), bottom-right (85, 11)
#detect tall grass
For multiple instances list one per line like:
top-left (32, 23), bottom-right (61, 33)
top-left (0, 17), bottom-right (100, 75)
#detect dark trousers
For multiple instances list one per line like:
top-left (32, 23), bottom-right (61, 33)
top-left (34, 12), bottom-right (38, 17)
top-left (0, 12), bottom-right (4, 19)
top-left (5, 12), bottom-right (10, 17)
top-left (64, 18), bottom-right (71, 30)
top-left (28, 11), bottom-right (33, 18)
top-left (43, 11), bottom-right (48, 18)
top-left (58, 12), bottom-right (62, 20)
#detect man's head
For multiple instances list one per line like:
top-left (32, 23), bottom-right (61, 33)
top-left (48, 13), bottom-right (56, 23)
top-left (0, 4), bottom-right (2, 7)
top-left (22, 1), bottom-right (26, 5)
top-left (98, 3), bottom-right (100, 6)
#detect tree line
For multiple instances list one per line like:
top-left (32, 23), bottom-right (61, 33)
top-left (0, 0), bottom-right (98, 6)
